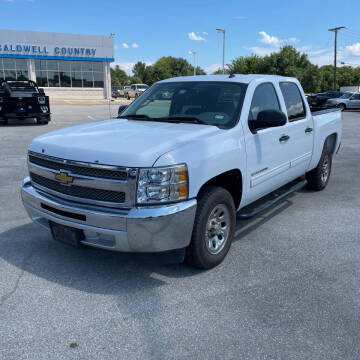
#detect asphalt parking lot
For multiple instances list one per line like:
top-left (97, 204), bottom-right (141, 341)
top-left (1, 106), bottom-right (360, 360)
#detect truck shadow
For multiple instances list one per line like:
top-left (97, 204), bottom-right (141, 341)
top-left (0, 118), bottom-right (38, 126)
top-left (0, 194), bottom-right (296, 295)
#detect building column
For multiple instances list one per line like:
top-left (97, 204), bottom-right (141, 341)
top-left (28, 59), bottom-right (36, 82)
top-left (103, 62), bottom-right (111, 99)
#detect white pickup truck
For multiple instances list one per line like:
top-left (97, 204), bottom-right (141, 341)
top-left (21, 75), bottom-right (342, 269)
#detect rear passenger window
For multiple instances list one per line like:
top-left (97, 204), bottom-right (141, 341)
top-left (280, 82), bottom-right (306, 121)
top-left (248, 83), bottom-right (280, 121)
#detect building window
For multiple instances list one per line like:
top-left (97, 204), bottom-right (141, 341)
top-left (0, 58), bottom-right (29, 81)
top-left (34, 60), bottom-right (104, 88)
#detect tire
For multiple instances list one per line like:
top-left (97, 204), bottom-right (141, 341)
top-left (339, 103), bottom-right (346, 112)
top-left (306, 146), bottom-right (332, 191)
top-left (36, 118), bottom-right (49, 125)
top-left (3, 118), bottom-right (8, 125)
top-left (127, 93), bottom-right (130, 100)
top-left (135, 93), bottom-right (138, 98)
top-left (186, 186), bottom-right (236, 269)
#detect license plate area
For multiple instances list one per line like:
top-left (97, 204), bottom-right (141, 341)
top-left (49, 222), bottom-right (84, 247)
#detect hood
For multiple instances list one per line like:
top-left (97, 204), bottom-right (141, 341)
top-left (29, 118), bottom-right (220, 167)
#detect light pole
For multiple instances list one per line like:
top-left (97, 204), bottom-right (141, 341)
top-left (216, 28), bottom-right (226, 74)
top-left (188, 50), bottom-right (196, 76)
top-left (328, 26), bottom-right (346, 90)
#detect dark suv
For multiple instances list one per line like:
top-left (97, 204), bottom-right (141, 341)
top-left (0, 80), bottom-right (51, 125)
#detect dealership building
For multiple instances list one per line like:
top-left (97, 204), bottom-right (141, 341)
top-left (0, 29), bottom-right (114, 99)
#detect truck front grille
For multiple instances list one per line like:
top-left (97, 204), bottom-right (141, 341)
top-left (30, 173), bottom-right (126, 203)
top-left (28, 152), bottom-right (136, 207)
top-left (28, 154), bottom-right (128, 181)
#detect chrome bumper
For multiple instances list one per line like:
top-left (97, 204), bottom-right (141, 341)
top-left (21, 177), bottom-right (197, 252)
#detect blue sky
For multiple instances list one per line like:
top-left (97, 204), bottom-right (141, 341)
top-left (1, 0), bottom-right (360, 74)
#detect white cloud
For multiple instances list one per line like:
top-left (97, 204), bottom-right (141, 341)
top-left (259, 31), bottom-right (298, 48)
top-left (346, 42), bottom-right (360, 56)
top-left (249, 46), bottom-right (276, 56)
top-left (187, 32), bottom-right (205, 41)
top-left (122, 43), bottom-right (129, 48)
top-left (205, 64), bottom-right (223, 73)
top-left (202, 32), bottom-right (208, 35)
top-left (131, 43), bottom-right (139, 48)
top-left (259, 31), bottom-right (283, 47)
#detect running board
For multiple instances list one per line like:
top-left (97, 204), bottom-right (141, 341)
top-left (237, 179), bottom-right (307, 220)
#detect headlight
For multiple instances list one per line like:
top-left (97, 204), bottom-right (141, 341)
top-left (137, 164), bottom-right (188, 204)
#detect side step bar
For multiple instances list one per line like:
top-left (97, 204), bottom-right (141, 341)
top-left (237, 179), bottom-right (307, 220)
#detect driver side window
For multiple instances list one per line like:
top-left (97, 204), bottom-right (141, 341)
top-left (248, 83), bottom-right (280, 123)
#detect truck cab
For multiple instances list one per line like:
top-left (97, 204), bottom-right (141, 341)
top-left (21, 75), bottom-right (342, 269)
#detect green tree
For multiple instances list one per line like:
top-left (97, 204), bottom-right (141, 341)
top-left (110, 65), bottom-right (128, 87)
top-left (132, 62), bottom-right (147, 82)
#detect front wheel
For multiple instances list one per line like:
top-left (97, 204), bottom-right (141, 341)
top-left (339, 103), bottom-right (346, 112)
top-left (306, 147), bottom-right (332, 191)
top-left (127, 93), bottom-right (130, 100)
top-left (186, 186), bottom-right (236, 269)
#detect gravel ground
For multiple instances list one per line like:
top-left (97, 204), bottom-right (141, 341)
top-left (0, 106), bottom-right (360, 360)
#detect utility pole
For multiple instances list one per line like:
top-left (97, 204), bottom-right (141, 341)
top-left (216, 28), bottom-right (226, 74)
top-left (328, 26), bottom-right (346, 91)
top-left (188, 50), bottom-right (196, 76)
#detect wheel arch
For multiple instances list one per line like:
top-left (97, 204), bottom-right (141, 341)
top-left (325, 133), bottom-right (338, 155)
top-left (197, 169), bottom-right (243, 209)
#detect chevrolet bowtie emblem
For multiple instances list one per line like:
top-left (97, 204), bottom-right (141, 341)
top-left (55, 171), bottom-right (74, 185)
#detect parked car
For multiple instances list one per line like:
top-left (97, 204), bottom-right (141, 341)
top-left (327, 92), bottom-right (360, 111)
top-left (125, 84), bottom-right (149, 99)
top-left (307, 91), bottom-right (345, 110)
top-left (118, 86), bottom-right (130, 97)
top-left (111, 89), bottom-right (120, 98)
top-left (0, 80), bottom-right (51, 125)
top-left (21, 75), bottom-right (341, 269)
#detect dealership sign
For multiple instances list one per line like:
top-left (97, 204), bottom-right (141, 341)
top-left (0, 44), bottom-right (97, 57)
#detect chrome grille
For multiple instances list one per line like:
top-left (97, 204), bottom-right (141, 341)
top-left (28, 154), bottom-right (128, 181)
top-left (30, 173), bottom-right (126, 203)
top-left (28, 152), bottom-right (136, 208)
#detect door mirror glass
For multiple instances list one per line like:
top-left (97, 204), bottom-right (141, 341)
top-left (248, 109), bottom-right (287, 132)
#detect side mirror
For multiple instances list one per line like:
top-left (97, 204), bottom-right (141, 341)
top-left (117, 105), bottom-right (128, 117)
top-left (249, 109), bottom-right (287, 132)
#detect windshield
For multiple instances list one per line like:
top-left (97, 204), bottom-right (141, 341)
top-left (137, 85), bottom-right (149, 89)
top-left (121, 81), bottom-right (247, 128)
top-left (340, 93), bottom-right (353, 99)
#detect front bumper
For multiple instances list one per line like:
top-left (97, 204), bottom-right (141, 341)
top-left (21, 177), bottom-right (197, 252)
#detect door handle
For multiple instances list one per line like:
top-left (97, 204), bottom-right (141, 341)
top-left (279, 135), bottom-right (290, 143)
top-left (305, 127), bottom-right (313, 133)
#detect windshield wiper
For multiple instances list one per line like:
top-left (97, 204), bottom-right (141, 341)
top-left (119, 114), bottom-right (152, 120)
top-left (163, 116), bottom-right (207, 125)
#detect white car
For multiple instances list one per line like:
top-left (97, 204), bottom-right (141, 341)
top-left (21, 75), bottom-right (342, 269)
top-left (118, 86), bottom-right (130, 97)
top-left (125, 84), bottom-right (149, 99)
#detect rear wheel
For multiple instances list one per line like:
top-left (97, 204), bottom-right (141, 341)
top-left (127, 93), bottom-right (130, 100)
top-left (306, 147), bottom-right (332, 191)
top-left (36, 117), bottom-right (49, 125)
top-left (186, 186), bottom-right (236, 269)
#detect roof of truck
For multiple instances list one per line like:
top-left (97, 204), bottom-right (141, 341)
top-left (157, 74), bottom-right (297, 84)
